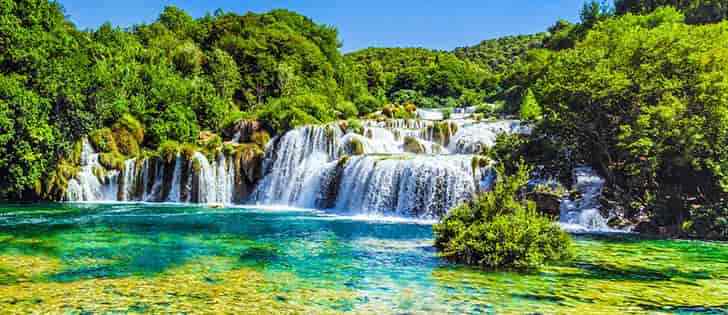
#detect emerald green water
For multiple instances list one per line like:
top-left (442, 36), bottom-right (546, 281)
top-left (0, 203), bottom-right (726, 314)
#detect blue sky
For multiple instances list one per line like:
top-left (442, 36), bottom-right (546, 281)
top-left (58, 0), bottom-right (585, 52)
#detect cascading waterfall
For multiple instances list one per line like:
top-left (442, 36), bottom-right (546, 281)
top-left (64, 140), bottom-right (119, 202)
top-left (66, 142), bottom-right (250, 205)
top-left (449, 119), bottom-right (531, 154)
top-left (192, 152), bottom-right (235, 204)
top-left (559, 166), bottom-right (612, 233)
top-left (120, 159), bottom-right (138, 201)
top-left (333, 155), bottom-right (484, 219)
top-left (251, 119), bottom-right (518, 219)
top-left (167, 155), bottom-right (183, 202)
top-left (253, 125), bottom-right (343, 204)
top-left (66, 117), bottom-right (531, 221)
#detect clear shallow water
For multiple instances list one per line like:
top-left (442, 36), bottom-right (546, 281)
top-left (0, 203), bottom-right (726, 314)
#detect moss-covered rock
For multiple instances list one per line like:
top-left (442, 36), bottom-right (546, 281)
top-left (99, 152), bottom-right (125, 171)
top-left (40, 160), bottom-right (80, 200)
top-left (251, 131), bottom-right (271, 148)
top-left (180, 143), bottom-right (198, 161)
top-left (345, 137), bottom-right (365, 156)
top-left (428, 121), bottom-right (459, 146)
top-left (230, 144), bottom-right (266, 202)
top-left (114, 114), bottom-right (145, 142)
top-left (525, 192), bottom-right (562, 218)
top-left (114, 128), bottom-right (141, 157)
top-left (471, 155), bottom-right (490, 172)
top-left (403, 136), bottom-right (425, 154)
top-left (158, 140), bottom-right (181, 163)
top-left (89, 128), bottom-right (118, 153)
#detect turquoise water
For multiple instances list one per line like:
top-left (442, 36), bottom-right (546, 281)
top-left (0, 203), bottom-right (727, 314)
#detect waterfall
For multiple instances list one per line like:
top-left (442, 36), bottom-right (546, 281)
top-left (251, 120), bottom-right (513, 219)
top-left (449, 120), bottom-right (531, 154)
top-left (252, 125), bottom-right (343, 204)
top-left (191, 152), bottom-right (235, 204)
top-left (333, 155), bottom-right (484, 219)
top-left (559, 166), bottom-right (613, 233)
top-left (167, 155), bottom-right (183, 202)
top-left (64, 139), bottom-right (118, 202)
top-left (66, 117), bottom-right (524, 219)
top-left (120, 159), bottom-right (138, 201)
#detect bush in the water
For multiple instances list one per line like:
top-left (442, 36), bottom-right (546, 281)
top-left (434, 162), bottom-right (574, 270)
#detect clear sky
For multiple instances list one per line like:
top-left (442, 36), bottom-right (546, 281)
top-left (58, 0), bottom-right (586, 53)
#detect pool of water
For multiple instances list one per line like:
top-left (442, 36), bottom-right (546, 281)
top-left (0, 203), bottom-right (726, 314)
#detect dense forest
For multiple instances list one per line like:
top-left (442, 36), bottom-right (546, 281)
top-left (2, 0), bottom-right (728, 239)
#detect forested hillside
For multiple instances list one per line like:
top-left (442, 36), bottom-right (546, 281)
top-left (344, 48), bottom-right (493, 109)
top-left (488, 2), bottom-right (728, 238)
top-left (0, 1), bottom-right (373, 199)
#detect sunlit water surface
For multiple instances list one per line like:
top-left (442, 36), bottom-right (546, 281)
top-left (0, 203), bottom-right (726, 314)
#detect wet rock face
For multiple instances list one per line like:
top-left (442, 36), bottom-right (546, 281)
top-left (228, 120), bottom-right (268, 144)
top-left (403, 136), bottom-right (426, 154)
top-left (527, 192), bottom-right (562, 218)
top-left (232, 146), bottom-right (266, 203)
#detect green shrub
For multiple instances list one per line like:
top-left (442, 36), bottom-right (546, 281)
top-left (354, 94), bottom-right (382, 115)
top-left (683, 203), bottom-right (728, 241)
top-left (403, 136), bottom-right (425, 154)
top-left (255, 94), bottom-right (335, 132)
top-left (346, 118), bottom-right (364, 134)
top-left (519, 88), bottom-right (542, 121)
top-left (442, 107), bottom-right (453, 120)
top-left (434, 162), bottom-right (574, 270)
top-left (488, 134), bottom-right (528, 174)
top-left (89, 128), bottom-right (118, 153)
top-left (158, 140), bottom-right (181, 163)
top-left (99, 152), bottom-right (125, 171)
top-left (113, 114), bottom-right (145, 143)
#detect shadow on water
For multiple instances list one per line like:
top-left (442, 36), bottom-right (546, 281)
top-left (561, 262), bottom-right (713, 282)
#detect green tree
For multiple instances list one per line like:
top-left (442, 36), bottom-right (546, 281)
top-left (434, 162), bottom-right (574, 270)
top-left (519, 88), bottom-right (542, 121)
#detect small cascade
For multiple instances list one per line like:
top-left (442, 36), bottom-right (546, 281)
top-left (192, 152), bottom-right (235, 204)
top-left (167, 155), bottom-right (183, 202)
top-left (449, 120), bottom-right (531, 154)
top-left (120, 159), bottom-right (138, 201)
top-left (253, 125), bottom-right (343, 204)
top-left (64, 140), bottom-right (118, 202)
top-left (333, 155), bottom-right (487, 219)
top-left (66, 142), bottom-right (255, 205)
top-left (559, 166), bottom-right (612, 233)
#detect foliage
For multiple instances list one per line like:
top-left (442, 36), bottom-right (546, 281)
top-left (0, 1), bottom-right (368, 199)
top-left (434, 162), bottom-right (574, 270)
top-left (683, 203), bottom-right (728, 240)
top-left (255, 94), bottom-right (335, 132)
top-left (454, 33), bottom-right (547, 74)
top-left (345, 48), bottom-right (491, 107)
top-left (519, 88), bottom-right (542, 121)
top-left (615, 0), bottom-right (728, 24)
top-left (531, 7), bottom-right (728, 224)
